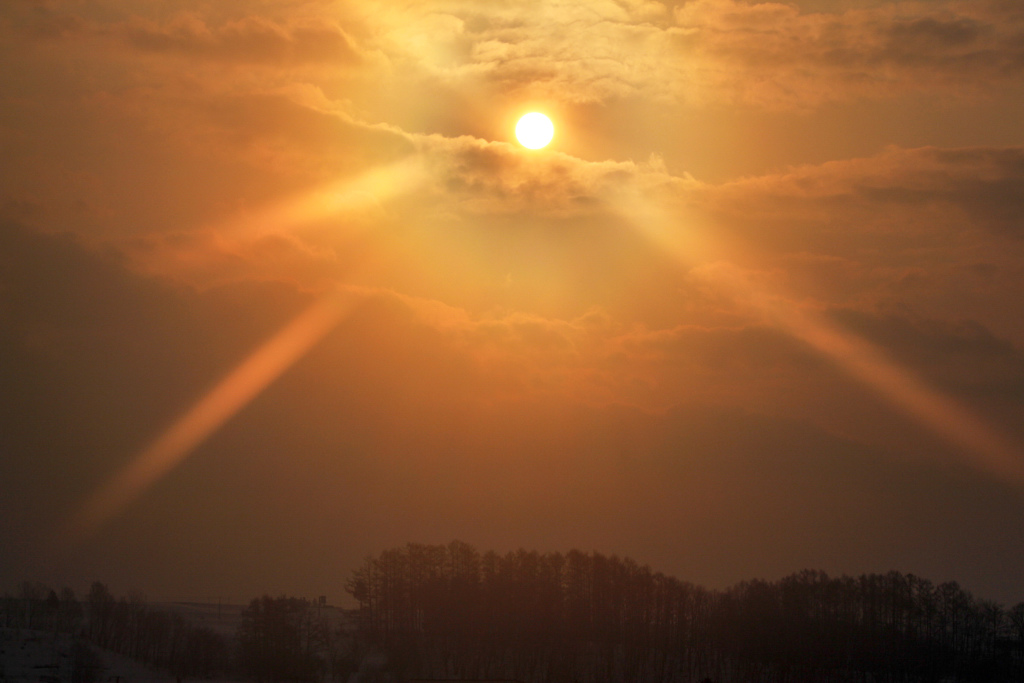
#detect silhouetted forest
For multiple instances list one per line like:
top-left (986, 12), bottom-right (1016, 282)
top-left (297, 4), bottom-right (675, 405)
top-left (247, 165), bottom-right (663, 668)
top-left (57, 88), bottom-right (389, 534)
top-left (346, 542), bottom-right (1024, 683)
top-left (2, 581), bottom-right (231, 680)
top-left (4, 543), bottom-right (1024, 682)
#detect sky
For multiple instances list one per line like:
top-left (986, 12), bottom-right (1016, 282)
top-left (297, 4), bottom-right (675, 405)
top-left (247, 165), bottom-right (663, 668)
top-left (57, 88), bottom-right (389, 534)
top-left (2, 0), bottom-right (1024, 606)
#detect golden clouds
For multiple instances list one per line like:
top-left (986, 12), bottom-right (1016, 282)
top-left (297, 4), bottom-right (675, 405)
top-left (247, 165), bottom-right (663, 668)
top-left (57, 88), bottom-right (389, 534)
top-left (346, 0), bottom-right (1024, 109)
top-left (412, 133), bottom-right (675, 217)
top-left (363, 0), bottom-right (687, 103)
top-left (673, 0), bottom-right (1024, 106)
top-left (4, 0), bottom-right (1024, 602)
top-left (7, 1), bottom-right (1024, 108)
top-left (699, 146), bottom-right (1024, 232)
top-left (119, 14), bottom-right (363, 65)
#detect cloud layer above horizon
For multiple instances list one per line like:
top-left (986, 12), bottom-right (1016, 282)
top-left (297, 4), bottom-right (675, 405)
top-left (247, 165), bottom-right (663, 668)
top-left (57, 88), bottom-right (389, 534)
top-left (2, 0), bottom-right (1023, 605)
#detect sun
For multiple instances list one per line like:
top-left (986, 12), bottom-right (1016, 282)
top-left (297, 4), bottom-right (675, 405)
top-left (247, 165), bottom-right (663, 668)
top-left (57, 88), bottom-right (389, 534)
top-left (516, 112), bottom-right (554, 149)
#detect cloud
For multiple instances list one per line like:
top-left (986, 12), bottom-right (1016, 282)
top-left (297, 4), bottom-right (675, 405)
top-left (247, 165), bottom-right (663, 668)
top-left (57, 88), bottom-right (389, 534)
top-left (0, 3), bottom-right (366, 65)
top-left (363, 0), bottom-right (692, 103)
top-left (671, 0), bottom-right (1024, 107)
top-left (828, 308), bottom-right (1024, 407)
top-left (4, 215), bottom-right (1024, 604)
top-left (116, 13), bottom-right (364, 65)
top-left (699, 145), bottom-right (1024, 234)
top-left (350, 275), bottom-right (1024, 450)
top-left (9, 211), bottom-right (1016, 454)
top-left (7, 0), bottom-right (1024, 110)
top-left (361, 0), bottom-right (1024, 108)
top-left (5, 0), bottom-right (1024, 616)
top-left (409, 132), bottom-right (677, 217)
top-left (685, 148), bottom-right (1024, 322)
top-left (71, 129), bottom-right (1023, 414)
top-left (0, 0), bottom-right (89, 40)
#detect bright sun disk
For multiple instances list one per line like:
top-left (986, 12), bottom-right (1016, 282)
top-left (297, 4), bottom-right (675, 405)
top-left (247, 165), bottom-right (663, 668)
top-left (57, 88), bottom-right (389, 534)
top-left (516, 112), bottom-right (554, 149)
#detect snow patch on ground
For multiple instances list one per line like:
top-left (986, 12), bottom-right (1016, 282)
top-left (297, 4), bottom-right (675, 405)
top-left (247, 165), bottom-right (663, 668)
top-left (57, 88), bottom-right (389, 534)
top-left (0, 627), bottom-right (241, 682)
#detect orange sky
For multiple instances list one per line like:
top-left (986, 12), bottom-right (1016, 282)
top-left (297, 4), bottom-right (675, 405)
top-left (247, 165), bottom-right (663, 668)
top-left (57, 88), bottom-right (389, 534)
top-left (2, 0), bottom-right (1024, 605)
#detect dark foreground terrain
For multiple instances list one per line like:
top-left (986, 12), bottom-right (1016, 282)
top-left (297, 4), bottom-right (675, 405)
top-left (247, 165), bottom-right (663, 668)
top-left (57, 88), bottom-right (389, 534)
top-left (4, 542), bottom-right (1024, 682)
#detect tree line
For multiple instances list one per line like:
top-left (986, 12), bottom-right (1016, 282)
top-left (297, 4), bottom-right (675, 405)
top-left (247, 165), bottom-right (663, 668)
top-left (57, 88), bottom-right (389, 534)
top-left (3, 581), bottom-right (230, 680)
top-left (345, 541), bottom-right (1024, 683)
top-left (236, 594), bottom-right (358, 682)
top-left (2, 582), bottom-right (357, 682)
top-left (5, 545), bottom-right (1024, 682)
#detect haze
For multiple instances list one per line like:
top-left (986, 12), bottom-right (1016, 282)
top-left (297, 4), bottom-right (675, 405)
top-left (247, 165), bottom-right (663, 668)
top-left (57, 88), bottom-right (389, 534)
top-left (2, 0), bottom-right (1024, 606)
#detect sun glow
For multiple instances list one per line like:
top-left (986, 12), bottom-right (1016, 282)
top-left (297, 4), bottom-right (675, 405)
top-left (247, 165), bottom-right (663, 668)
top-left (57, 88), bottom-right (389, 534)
top-left (516, 112), bottom-right (554, 149)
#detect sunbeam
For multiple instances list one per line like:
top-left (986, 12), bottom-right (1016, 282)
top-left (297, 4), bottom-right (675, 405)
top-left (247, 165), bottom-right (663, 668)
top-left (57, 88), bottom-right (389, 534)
top-left (64, 289), bottom-right (363, 542)
top-left (711, 264), bottom-right (1024, 486)
top-left (9, 0), bottom-right (1024, 620)
top-left (63, 156), bottom-right (430, 541)
top-left (213, 157), bottom-right (426, 238)
top-left (610, 185), bottom-right (1024, 487)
